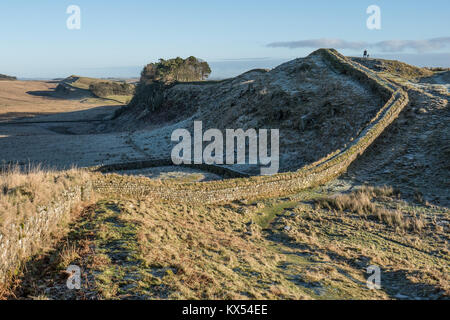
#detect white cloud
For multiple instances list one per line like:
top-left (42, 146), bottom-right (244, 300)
top-left (267, 37), bottom-right (450, 53)
top-left (267, 38), bottom-right (367, 50)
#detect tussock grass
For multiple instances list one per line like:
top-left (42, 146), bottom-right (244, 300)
top-left (58, 243), bottom-right (81, 270)
top-left (287, 189), bottom-right (450, 299)
top-left (315, 185), bottom-right (393, 214)
top-left (315, 186), bottom-right (433, 232)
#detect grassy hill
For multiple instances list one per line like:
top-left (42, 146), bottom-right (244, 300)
top-left (0, 49), bottom-right (448, 300)
top-left (2, 168), bottom-right (448, 300)
top-left (350, 57), bottom-right (434, 80)
top-left (62, 76), bottom-right (135, 104)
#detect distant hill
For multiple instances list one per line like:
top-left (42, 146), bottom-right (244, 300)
top-left (62, 75), bottom-right (109, 90)
top-left (59, 75), bottom-right (135, 104)
top-left (0, 74), bottom-right (16, 81)
top-left (89, 81), bottom-right (135, 101)
top-left (350, 57), bottom-right (433, 79)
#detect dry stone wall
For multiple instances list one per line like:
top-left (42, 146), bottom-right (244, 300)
top-left (0, 183), bottom-right (92, 285)
top-left (0, 49), bottom-right (410, 287)
top-left (93, 49), bottom-right (409, 203)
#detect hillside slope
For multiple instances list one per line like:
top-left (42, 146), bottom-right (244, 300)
top-left (2, 50), bottom-right (448, 301)
top-left (347, 57), bottom-right (449, 206)
top-left (350, 57), bottom-right (433, 80)
top-left (113, 50), bottom-right (386, 174)
top-left (58, 76), bottom-right (135, 104)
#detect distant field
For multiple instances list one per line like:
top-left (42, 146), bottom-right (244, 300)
top-left (0, 80), bottom-right (124, 121)
top-left (0, 74), bottom-right (16, 81)
top-left (63, 75), bottom-right (105, 90)
top-left (63, 76), bottom-right (134, 104)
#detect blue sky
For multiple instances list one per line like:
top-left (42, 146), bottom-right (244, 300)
top-left (1, 0), bottom-right (449, 78)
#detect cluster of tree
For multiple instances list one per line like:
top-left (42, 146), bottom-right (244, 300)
top-left (140, 56), bottom-right (211, 84)
top-left (89, 81), bottom-right (135, 98)
top-left (0, 74), bottom-right (17, 81)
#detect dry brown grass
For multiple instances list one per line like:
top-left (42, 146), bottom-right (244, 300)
top-left (0, 81), bottom-right (118, 121)
top-left (58, 243), bottom-right (81, 270)
top-left (288, 189), bottom-right (450, 299)
top-left (0, 164), bottom-right (93, 292)
top-left (314, 186), bottom-right (425, 231)
top-left (314, 185), bottom-right (436, 233)
top-left (6, 184), bottom-right (448, 300)
top-left (0, 164), bottom-right (89, 232)
top-left (48, 199), bottom-right (311, 300)
top-left (125, 200), bottom-right (298, 299)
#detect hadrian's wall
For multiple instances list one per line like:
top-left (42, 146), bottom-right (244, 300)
top-left (0, 49), bottom-right (410, 288)
top-left (0, 183), bottom-right (92, 285)
top-left (93, 49), bottom-right (409, 203)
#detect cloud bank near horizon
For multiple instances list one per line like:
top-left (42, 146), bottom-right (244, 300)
top-left (267, 37), bottom-right (450, 53)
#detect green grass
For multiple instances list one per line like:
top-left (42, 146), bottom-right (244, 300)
top-left (253, 201), bottom-right (297, 229)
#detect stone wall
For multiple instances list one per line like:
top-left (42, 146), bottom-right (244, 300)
top-left (93, 49), bottom-right (409, 204)
top-left (0, 49), bottom-right (410, 288)
top-left (92, 159), bottom-right (250, 178)
top-left (0, 183), bottom-right (92, 285)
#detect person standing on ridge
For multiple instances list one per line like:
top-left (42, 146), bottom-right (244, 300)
top-left (363, 50), bottom-right (368, 58)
